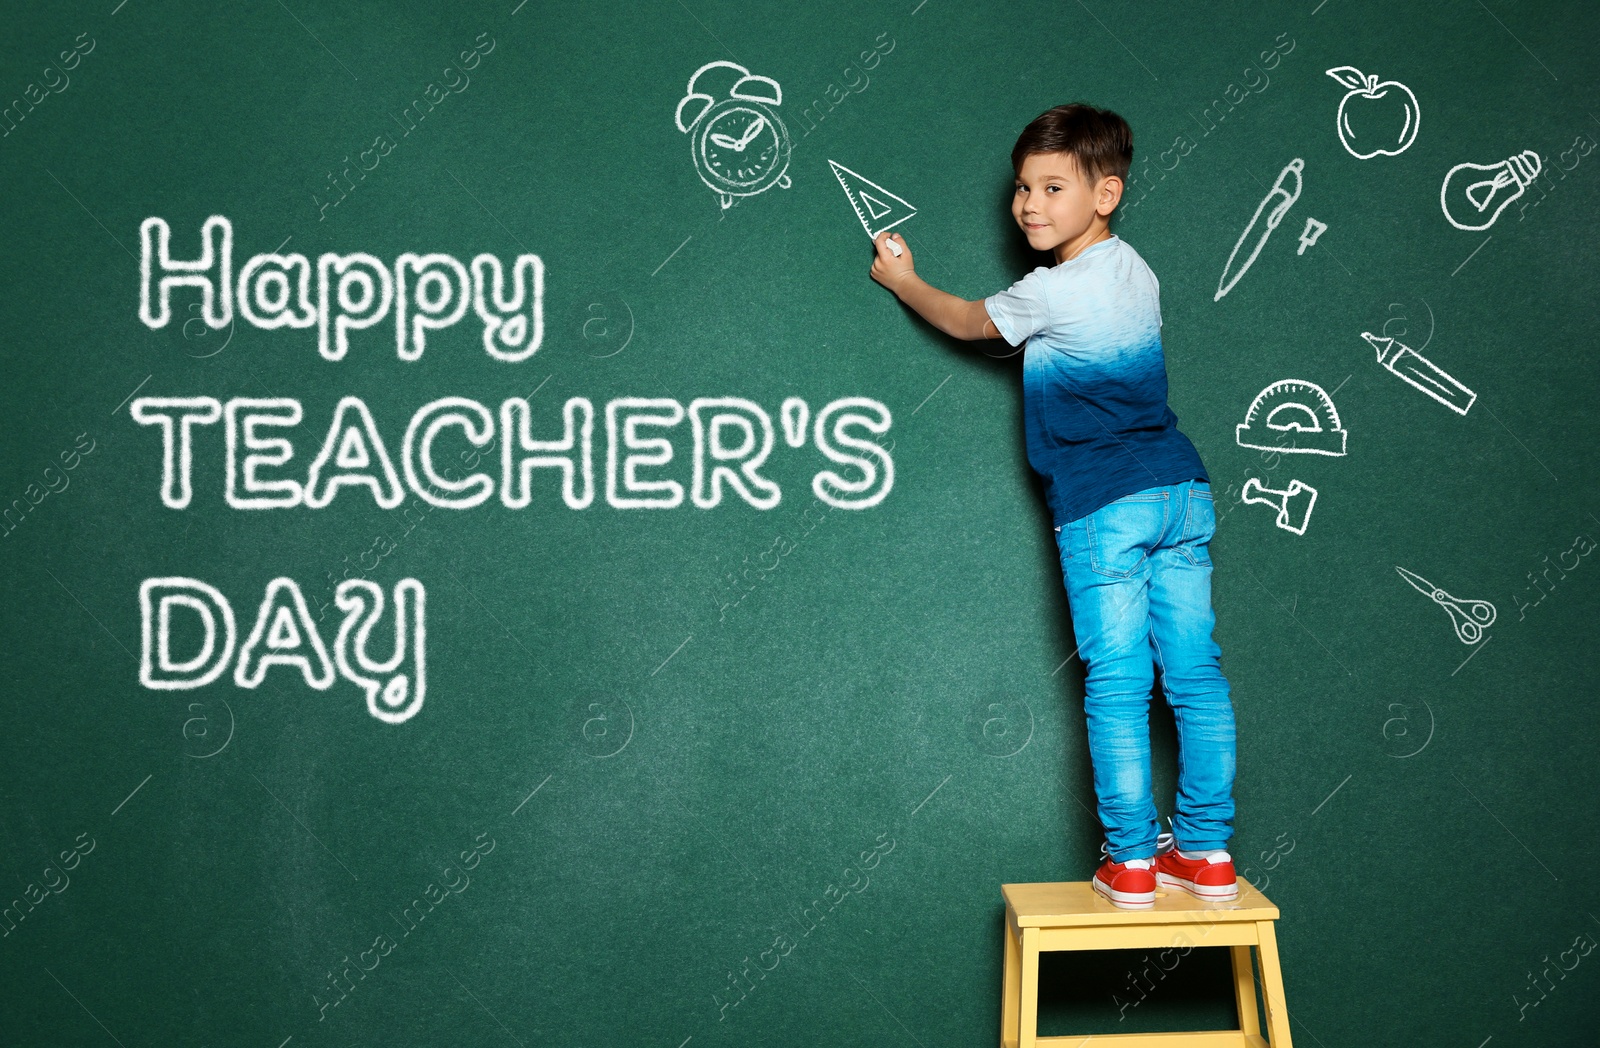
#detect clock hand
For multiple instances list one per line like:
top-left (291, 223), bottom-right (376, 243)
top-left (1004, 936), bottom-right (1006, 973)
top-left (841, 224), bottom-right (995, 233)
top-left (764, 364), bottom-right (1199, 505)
top-left (710, 132), bottom-right (741, 149)
top-left (733, 115), bottom-right (766, 151)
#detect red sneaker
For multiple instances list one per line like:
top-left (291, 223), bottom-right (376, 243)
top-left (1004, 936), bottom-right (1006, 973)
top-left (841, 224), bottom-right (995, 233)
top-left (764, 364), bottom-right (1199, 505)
top-left (1092, 855), bottom-right (1156, 909)
top-left (1155, 848), bottom-right (1239, 901)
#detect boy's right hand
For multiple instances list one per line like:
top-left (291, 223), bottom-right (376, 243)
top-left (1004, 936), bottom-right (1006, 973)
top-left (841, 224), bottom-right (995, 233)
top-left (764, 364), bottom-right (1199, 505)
top-left (869, 232), bottom-right (915, 292)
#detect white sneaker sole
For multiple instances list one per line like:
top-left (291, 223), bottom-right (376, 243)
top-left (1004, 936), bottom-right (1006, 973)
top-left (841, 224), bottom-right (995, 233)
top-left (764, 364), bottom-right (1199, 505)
top-left (1092, 875), bottom-right (1154, 909)
top-left (1156, 871), bottom-right (1239, 901)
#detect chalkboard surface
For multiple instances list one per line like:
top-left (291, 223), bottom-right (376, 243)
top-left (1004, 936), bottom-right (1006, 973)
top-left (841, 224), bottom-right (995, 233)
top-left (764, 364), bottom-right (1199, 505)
top-left (3, 1), bottom-right (1598, 1045)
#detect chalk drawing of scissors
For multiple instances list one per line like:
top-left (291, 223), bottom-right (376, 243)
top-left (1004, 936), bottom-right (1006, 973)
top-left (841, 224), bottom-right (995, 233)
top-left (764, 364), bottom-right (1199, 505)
top-left (1396, 566), bottom-right (1497, 645)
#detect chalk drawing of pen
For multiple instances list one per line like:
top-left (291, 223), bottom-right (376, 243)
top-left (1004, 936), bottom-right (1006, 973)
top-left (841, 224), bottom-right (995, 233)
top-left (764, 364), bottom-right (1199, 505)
top-left (1358, 332), bottom-right (1477, 415)
top-left (1215, 157), bottom-right (1304, 302)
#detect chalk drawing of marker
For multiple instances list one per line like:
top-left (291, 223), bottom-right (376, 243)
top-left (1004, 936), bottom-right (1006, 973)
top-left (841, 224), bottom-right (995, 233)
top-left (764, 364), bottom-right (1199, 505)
top-left (1358, 332), bottom-right (1477, 415)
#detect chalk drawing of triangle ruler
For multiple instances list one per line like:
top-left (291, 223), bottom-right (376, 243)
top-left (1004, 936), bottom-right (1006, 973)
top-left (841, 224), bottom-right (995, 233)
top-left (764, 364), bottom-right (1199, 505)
top-left (830, 160), bottom-right (918, 240)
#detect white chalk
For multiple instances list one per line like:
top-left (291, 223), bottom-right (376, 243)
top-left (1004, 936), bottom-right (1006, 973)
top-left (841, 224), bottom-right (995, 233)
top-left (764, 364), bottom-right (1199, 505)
top-left (885, 236), bottom-right (902, 257)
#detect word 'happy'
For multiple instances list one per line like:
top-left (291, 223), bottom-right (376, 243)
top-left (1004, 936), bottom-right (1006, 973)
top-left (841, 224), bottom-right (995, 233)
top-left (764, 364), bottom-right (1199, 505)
top-left (139, 217), bottom-right (543, 360)
top-left (131, 395), bottom-right (894, 511)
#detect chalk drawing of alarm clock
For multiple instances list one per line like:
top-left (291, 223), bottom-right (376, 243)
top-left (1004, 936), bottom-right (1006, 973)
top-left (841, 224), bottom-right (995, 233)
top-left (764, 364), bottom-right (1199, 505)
top-left (675, 61), bottom-right (792, 208)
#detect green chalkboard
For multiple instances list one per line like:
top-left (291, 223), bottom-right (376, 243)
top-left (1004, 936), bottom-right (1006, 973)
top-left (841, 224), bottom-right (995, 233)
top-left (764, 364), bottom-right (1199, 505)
top-left (3, 0), bottom-right (1598, 1045)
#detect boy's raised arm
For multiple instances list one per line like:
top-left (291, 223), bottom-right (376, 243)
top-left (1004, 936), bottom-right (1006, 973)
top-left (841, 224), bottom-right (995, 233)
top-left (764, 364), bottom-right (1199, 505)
top-left (869, 232), bottom-right (1006, 343)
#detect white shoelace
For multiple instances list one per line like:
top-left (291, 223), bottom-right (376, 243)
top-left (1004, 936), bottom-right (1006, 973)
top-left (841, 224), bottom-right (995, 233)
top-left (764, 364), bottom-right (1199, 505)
top-left (1103, 822), bottom-right (1229, 864)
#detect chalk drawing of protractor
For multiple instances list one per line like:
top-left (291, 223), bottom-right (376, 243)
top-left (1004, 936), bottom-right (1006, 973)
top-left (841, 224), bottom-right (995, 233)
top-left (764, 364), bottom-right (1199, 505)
top-left (1216, 158), bottom-right (1303, 302)
top-left (1235, 379), bottom-right (1348, 456)
top-left (830, 160), bottom-right (917, 245)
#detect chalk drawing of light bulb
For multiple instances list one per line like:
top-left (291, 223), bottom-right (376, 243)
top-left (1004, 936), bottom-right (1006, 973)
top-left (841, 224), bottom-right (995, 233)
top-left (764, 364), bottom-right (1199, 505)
top-left (1440, 151), bottom-right (1542, 231)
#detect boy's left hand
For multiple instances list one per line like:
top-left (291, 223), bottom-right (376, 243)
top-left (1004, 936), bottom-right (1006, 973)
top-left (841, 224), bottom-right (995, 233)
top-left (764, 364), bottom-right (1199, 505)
top-left (869, 232), bottom-right (915, 291)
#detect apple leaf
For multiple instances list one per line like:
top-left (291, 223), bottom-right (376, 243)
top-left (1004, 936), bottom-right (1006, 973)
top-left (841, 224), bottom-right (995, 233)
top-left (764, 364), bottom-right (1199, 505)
top-left (1325, 66), bottom-right (1369, 91)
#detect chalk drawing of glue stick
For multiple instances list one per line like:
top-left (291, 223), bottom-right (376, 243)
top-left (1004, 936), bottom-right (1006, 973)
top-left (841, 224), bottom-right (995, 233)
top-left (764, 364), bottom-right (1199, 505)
top-left (1358, 332), bottom-right (1477, 415)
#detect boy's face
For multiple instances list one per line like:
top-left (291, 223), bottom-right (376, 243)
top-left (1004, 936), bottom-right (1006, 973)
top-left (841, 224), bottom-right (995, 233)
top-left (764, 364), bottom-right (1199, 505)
top-left (1011, 152), bottom-right (1119, 259)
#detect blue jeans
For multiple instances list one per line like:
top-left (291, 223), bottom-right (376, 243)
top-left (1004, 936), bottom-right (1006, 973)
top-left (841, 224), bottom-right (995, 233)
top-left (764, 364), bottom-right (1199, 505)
top-left (1053, 480), bottom-right (1237, 863)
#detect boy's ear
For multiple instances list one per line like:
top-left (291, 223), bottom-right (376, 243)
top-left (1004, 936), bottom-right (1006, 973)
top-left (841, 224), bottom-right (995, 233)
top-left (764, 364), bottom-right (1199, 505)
top-left (1096, 175), bottom-right (1124, 216)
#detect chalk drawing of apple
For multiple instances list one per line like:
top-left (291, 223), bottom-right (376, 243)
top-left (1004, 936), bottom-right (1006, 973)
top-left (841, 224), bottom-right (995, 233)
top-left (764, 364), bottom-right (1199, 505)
top-left (1326, 66), bottom-right (1420, 159)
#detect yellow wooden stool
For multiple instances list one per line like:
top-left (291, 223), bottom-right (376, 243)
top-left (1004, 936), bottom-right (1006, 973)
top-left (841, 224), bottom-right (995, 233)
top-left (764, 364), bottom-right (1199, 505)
top-left (1000, 880), bottom-right (1291, 1048)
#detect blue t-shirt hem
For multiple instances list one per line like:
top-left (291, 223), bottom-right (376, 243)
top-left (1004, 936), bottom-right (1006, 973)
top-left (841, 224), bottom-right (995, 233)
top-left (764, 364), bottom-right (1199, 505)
top-left (1045, 461), bottom-right (1211, 526)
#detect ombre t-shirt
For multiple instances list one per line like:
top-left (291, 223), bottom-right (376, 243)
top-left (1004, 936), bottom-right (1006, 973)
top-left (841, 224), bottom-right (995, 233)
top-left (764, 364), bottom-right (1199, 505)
top-left (984, 236), bottom-right (1208, 525)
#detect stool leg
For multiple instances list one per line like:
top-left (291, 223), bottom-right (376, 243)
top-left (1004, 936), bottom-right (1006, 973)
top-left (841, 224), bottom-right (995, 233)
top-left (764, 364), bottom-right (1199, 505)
top-left (1229, 944), bottom-right (1260, 1037)
top-left (1019, 927), bottom-right (1040, 1048)
top-left (1254, 921), bottom-right (1293, 1047)
top-left (1001, 916), bottom-right (1020, 1048)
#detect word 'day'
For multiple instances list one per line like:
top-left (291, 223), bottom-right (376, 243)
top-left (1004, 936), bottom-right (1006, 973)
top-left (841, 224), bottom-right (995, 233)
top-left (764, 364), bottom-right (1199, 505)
top-left (139, 217), bottom-right (542, 361)
top-left (140, 577), bottom-right (426, 724)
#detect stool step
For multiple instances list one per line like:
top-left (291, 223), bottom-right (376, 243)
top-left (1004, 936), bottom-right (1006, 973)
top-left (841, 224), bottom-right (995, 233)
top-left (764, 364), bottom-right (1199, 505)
top-left (1005, 880), bottom-right (1279, 928)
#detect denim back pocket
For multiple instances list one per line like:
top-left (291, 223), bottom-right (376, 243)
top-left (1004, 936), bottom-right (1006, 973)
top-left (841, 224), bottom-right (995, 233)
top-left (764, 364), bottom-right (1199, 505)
top-left (1084, 491), bottom-right (1168, 579)
top-left (1181, 486), bottom-right (1216, 567)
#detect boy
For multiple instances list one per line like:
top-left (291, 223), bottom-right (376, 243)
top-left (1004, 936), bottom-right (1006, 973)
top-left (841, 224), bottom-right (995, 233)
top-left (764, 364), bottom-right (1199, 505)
top-left (867, 103), bottom-right (1238, 909)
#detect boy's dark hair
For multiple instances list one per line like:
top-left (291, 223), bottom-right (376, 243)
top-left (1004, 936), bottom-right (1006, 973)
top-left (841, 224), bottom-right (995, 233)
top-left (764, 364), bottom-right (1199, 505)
top-left (1010, 103), bottom-right (1133, 184)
